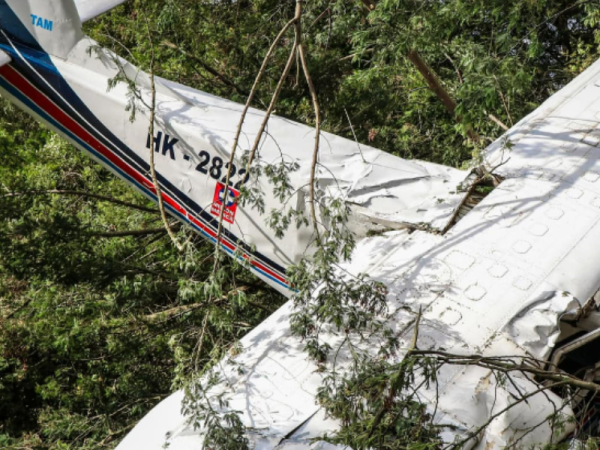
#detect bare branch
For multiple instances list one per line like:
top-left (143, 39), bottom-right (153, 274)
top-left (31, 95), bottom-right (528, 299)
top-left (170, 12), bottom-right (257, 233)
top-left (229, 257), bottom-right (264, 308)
top-left (408, 306), bottom-right (422, 353)
top-left (445, 380), bottom-right (570, 450)
top-left (488, 113), bottom-right (510, 131)
top-left (162, 41), bottom-right (249, 97)
top-left (89, 225), bottom-right (180, 238)
top-left (296, 0), bottom-right (323, 245)
top-left (244, 33), bottom-right (299, 169)
top-left (444, 52), bottom-right (463, 84)
top-left (0, 189), bottom-right (158, 213)
top-left (407, 50), bottom-right (480, 143)
top-left (360, 0), bottom-right (377, 11)
top-left (343, 108), bottom-right (366, 162)
top-left (144, 13), bottom-right (183, 252)
top-left (493, 75), bottom-right (514, 126)
top-left (213, 15), bottom-right (299, 262)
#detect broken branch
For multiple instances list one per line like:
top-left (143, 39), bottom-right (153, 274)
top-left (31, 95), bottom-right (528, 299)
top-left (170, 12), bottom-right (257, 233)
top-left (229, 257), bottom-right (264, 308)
top-left (407, 50), bottom-right (480, 143)
top-left (162, 41), bottom-right (249, 97)
top-left (360, 0), bottom-right (377, 11)
top-left (213, 15), bottom-right (299, 261)
top-left (296, 0), bottom-right (323, 245)
top-left (0, 190), bottom-right (158, 213)
top-left (89, 224), bottom-right (180, 238)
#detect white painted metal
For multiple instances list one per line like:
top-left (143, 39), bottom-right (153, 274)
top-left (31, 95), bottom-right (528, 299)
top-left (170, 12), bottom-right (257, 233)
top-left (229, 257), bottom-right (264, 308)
top-left (116, 58), bottom-right (600, 450)
top-left (0, 50), bottom-right (11, 68)
top-left (74, 0), bottom-right (129, 23)
top-left (21, 34), bottom-right (466, 295)
top-left (0, 0), bottom-right (83, 58)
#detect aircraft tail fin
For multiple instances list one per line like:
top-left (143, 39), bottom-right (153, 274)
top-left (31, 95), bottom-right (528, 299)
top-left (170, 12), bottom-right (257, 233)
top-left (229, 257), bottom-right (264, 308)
top-left (0, 0), bottom-right (83, 58)
top-left (0, 0), bottom-right (130, 58)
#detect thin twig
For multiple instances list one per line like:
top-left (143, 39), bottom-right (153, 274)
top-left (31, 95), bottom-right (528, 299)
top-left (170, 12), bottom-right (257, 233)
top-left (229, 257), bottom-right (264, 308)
top-left (488, 113), bottom-right (510, 131)
top-left (408, 306), bottom-right (422, 353)
top-left (494, 75), bottom-right (514, 126)
top-left (162, 41), bottom-right (249, 97)
top-left (194, 313), bottom-right (210, 371)
top-left (368, 308), bottom-right (423, 438)
top-left (445, 381), bottom-right (570, 450)
top-left (444, 52), bottom-right (463, 84)
top-left (308, 8), bottom-right (330, 30)
top-left (89, 225), bottom-right (179, 238)
top-left (1, 190), bottom-right (158, 213)
top-left (245, 33), bottom-right (299, 169)
top-left (344, 108), bottom-right (367, 163)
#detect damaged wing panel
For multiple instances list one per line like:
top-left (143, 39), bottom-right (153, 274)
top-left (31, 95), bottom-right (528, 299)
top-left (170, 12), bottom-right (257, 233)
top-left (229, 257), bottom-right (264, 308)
top-left (158, 77), bottom-right (470, 235)
top-left (117, 57), bottom-right (600, 449)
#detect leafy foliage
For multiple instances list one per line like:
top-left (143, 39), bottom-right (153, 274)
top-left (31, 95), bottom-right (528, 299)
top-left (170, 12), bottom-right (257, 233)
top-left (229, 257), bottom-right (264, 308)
top-left (0, 102), bottom-right (280, 448)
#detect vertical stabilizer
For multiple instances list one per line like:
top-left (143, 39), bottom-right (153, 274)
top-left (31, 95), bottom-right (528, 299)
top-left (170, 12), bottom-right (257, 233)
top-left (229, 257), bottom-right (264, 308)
top-left (0, 0), bottom-right (83, 58)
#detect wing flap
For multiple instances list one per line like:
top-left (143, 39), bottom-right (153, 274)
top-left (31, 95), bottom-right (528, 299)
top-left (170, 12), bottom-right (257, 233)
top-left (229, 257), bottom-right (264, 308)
top-left (75, 0), bottom-right (129, 23)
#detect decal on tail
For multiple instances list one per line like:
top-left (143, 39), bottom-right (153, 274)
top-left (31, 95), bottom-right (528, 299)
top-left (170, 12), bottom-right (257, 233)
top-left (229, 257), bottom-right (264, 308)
top-left (0, 0), bottom-right (83, 58)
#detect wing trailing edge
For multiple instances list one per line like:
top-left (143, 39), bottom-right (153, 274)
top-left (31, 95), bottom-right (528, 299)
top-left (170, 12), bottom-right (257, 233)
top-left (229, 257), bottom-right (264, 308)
top-left (74, 0), bottom-right (129, 23)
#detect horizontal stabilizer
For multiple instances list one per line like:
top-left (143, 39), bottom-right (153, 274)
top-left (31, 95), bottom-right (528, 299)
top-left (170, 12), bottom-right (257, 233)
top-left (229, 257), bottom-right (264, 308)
top-left (0, 50), bottom-right (11, 68)
top-left (75, 0), bottom-right (129, 23)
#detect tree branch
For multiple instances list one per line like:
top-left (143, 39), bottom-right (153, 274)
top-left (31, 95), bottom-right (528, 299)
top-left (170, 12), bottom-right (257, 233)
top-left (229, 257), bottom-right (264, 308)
top-left (143, 286), bottom-right (253, 322)
top-left (89, 224), bottom-right (180, 239)
top-left (1, 190), bottom-right (158, 213)
top-left (244, 31), bottom-right (298, 169)
top-left (360, 0), bottom-right (377, 11)
top-left (144, 14), bottom-right (183, 252)
top-left (296, 0), bottom-right (323, 245)
top-left (445, 380), bottom-right (570, 450)
top-left (162, 41), bottom-right (249, 97)
top-left (407, 50), bottom-right (480, 143)
top-left (488, 113), bottom-right (510, 131)
top-left (213, 13), bottom-right (299, 267)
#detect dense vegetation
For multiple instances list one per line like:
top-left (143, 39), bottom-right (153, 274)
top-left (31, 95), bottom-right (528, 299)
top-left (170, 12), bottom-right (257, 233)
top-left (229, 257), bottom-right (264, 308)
top-left (2, 0), bottom-right (600, 448)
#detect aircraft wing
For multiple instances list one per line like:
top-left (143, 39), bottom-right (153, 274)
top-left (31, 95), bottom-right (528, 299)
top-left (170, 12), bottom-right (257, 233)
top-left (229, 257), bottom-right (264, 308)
top-left (116, 56), bottom-right (600, 450)
top-left (74, 0), bottom-right (129, 22)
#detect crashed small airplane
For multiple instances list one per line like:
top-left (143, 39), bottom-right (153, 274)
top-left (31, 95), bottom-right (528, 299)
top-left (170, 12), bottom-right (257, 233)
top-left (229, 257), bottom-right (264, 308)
top-left (3, 0), bottom-right (600, 448)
